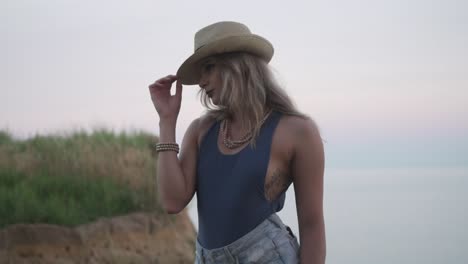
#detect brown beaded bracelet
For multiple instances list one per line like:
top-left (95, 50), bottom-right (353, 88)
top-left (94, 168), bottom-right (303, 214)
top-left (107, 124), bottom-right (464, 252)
top-left (155, 143), bottom-right (179, 153)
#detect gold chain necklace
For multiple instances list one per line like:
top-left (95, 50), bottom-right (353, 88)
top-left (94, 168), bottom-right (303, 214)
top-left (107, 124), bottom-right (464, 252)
top-left (220, 111), bottom-right (272, 149)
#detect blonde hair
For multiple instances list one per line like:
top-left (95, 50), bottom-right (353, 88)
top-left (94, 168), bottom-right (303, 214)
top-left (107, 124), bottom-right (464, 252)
top-left (199, 52), bottom-right (307, 145)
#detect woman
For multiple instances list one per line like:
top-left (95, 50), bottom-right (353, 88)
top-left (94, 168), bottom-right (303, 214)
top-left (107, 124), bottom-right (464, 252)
top-left (149, 21), bottom-right (325, 264)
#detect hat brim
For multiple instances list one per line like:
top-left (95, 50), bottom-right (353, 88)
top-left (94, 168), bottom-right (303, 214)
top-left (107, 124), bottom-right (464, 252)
top-left (176, 34), bottom-right (274, 85)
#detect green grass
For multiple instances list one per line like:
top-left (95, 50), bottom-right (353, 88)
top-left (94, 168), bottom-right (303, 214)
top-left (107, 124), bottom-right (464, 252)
top-left (0, 169), bottom-right (137, 227)
top-left (0, 129), bottom-right (164, 228)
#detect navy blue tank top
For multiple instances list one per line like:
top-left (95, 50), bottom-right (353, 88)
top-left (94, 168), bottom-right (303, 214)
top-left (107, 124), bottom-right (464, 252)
top-left (196, 111), bottom-right (286, 249)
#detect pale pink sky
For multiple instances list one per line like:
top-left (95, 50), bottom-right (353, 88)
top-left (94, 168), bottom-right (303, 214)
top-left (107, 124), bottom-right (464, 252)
top-left (1, 0), bottom-right (467, 167)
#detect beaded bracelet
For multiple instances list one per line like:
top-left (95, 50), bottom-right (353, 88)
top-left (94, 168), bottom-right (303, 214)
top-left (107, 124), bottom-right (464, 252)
top-left (156, 147), bottom-right (179, 153)
top-left (155, 143), bottom-right (179, 149)
top-left (155, 142), bottom-right (180, 153)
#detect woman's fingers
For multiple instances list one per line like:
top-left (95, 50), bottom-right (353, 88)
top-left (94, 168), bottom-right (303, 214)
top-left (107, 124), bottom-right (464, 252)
top-left (165, 74), bottom-right (177, 80)
top-left (148, 75), bottom-right (182, 119)
top-left (148, 75), bottom-right (183, 105)
top-left (149, 75), bottom-right (177, 89)
top-left (175, 80), bottom-right (183, 100)
top-left (158, 75), bottom-right (177, 84)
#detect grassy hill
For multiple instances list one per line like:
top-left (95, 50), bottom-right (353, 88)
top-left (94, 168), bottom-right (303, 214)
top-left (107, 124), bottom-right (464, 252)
top-left (0, 129), bottom-right (162, 228)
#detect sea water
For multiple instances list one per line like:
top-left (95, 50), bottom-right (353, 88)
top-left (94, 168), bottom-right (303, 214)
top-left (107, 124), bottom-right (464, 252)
top-left (187, 168), bottom-right (468, 264)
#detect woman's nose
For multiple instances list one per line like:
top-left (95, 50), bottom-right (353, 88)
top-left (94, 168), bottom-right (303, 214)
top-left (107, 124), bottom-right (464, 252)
top-left (199, 74), bottom-right (208, 89)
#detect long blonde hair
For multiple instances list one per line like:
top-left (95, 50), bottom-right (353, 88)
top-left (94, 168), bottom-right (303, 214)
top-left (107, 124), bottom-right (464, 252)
top-left (199, 52), bottom-right (307, 145)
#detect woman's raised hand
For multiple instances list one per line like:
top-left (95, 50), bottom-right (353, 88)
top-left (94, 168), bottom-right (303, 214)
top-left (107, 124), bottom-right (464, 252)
top-left (149, 75), bottom-right (183, 123)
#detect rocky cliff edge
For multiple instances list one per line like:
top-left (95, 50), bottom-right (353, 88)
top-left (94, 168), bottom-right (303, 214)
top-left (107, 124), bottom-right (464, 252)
top-left (0, 210), bottom-right (196, 264)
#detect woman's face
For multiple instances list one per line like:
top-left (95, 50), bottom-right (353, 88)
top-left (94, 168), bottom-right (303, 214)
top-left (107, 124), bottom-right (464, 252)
top-left (199, 58), bottom-right (222, 105)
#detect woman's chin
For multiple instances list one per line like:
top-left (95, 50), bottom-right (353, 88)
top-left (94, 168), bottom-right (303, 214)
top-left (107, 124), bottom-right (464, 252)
top-left (210, 98), bottom-right (219, 105)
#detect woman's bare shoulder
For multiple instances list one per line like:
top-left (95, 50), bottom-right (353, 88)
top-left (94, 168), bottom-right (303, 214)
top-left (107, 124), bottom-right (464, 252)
top-left (279, 114), bottom-right (320, 138)
top-left (188, 113), bottom-right (217, 148)
top-left (198, 113), bottom-right (217, 129)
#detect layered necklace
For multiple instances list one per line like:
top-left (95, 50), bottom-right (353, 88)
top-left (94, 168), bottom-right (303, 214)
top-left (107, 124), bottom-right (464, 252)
top-left (220, 110), bottom-right (272, 149)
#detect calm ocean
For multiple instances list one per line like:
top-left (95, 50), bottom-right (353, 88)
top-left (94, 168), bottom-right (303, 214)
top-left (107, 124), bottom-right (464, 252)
top-left (187, 168), bottom-right (468, 264)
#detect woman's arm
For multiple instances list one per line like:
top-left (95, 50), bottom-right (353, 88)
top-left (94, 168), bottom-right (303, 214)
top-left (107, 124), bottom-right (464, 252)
top-left (291, 118), bottom-right (326, 263)
top-left (157, 118), bottom-right (199, 214)
top-left (149, 75), bottom-right (198, 214)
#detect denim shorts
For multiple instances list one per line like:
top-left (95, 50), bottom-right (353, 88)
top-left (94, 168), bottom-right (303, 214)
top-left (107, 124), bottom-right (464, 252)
top-left (194, 214), bottom-right (300, 263)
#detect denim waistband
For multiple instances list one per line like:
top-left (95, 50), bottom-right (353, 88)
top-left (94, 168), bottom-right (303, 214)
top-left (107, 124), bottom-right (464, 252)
top-left (195, 213), bottom-right (293, 263)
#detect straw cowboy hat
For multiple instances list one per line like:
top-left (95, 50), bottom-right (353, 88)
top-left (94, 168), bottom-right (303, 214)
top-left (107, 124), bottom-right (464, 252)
top-left (176, 21), bottom-right (274, 85)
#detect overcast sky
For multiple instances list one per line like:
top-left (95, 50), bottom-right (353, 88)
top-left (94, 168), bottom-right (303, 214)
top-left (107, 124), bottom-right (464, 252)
top-left (1, 0), bottom-right (467, 168)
